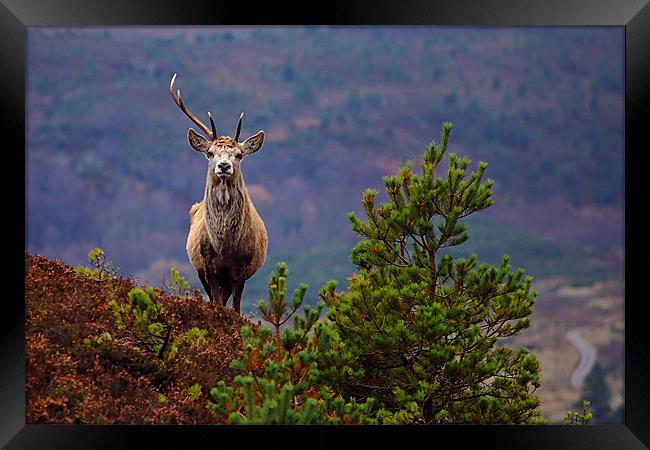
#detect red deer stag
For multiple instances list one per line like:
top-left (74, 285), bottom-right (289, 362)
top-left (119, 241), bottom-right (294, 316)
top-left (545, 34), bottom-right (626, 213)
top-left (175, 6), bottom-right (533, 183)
top-left (170, 73), bottom-right (268, 314)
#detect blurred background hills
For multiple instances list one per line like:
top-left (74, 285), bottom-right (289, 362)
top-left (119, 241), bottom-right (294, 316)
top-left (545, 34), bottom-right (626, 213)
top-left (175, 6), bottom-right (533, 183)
top-left (26, 26), bottom-right (624, 422)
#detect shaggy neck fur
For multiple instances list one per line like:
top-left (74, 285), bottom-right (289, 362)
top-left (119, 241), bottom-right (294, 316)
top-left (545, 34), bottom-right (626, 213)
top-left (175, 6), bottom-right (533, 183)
top-left (203, 170), bottom-right (250, 254)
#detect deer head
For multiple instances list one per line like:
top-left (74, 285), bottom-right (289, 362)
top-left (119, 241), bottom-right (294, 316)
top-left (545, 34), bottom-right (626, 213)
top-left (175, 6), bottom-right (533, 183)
top-left (170, 73), bottom-right (265, 182)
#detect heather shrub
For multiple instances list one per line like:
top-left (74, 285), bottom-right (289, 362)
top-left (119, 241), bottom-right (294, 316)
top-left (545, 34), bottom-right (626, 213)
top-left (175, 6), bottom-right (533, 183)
top-left (26, 252), bottom-right (247, 424)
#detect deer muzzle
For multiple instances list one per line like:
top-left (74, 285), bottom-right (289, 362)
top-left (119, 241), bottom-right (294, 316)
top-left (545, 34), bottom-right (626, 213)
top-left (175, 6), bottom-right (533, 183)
top-left (215, 159), bottom-right (234, 177)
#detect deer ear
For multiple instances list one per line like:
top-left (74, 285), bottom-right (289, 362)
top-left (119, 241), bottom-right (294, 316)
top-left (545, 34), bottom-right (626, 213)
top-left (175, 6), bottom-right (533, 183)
top-left (241, 130), bottom-right (265, 155)
top-left (188, 128), bottom-right (210, 153)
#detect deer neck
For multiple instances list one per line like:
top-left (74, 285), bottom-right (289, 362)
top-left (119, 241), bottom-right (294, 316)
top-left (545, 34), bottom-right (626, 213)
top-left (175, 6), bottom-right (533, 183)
top-left (203, 171), bottom-right (250, 247)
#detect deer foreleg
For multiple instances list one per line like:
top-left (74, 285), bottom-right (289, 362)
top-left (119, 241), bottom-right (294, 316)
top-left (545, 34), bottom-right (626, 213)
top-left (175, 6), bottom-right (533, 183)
top-left (220, 281), bottom-right (233, 308)
top-left (197, 269), bottom-right (212, 301)
top-left (205, 270), bottom-right (222, 306)
top-left (232, 279), bottom-right (245, 315)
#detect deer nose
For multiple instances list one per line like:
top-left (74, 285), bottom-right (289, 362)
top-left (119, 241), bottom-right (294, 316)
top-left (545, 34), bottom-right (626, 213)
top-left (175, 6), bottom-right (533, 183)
top-left (217, 161), bottom-right (232, 172)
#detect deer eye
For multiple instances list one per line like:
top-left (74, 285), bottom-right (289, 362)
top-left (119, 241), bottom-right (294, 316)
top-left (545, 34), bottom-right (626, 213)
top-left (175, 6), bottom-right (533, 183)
top-left (206, 150), bottom-right (215, 158)
top-left (235, 152), bottom-right (243, 160)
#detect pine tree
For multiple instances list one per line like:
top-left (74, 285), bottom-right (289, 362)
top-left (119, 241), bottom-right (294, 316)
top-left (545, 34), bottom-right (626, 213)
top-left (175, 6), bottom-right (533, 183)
top-left (565, 400), bottom-right (593, 425)
top-left (206, 263), bottom-right (375, 424)
top-left (321, 122), bottom-right (544, 424)
top-left (577, 362), bottom-right (613, 423)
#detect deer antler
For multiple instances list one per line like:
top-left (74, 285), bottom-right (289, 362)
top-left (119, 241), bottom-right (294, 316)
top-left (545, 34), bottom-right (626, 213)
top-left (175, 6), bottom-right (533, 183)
top-left (170, 73), bottom-right (216, 140)
top-left (235, 112), bottom-right (244, 142)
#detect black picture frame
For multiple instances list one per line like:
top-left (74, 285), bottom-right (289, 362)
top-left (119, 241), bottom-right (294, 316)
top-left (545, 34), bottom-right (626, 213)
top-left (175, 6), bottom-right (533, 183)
top-left (5, 0), bottom-right (648, 448)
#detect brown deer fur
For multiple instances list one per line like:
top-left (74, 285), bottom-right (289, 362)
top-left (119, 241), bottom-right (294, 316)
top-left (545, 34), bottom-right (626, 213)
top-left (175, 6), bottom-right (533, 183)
top-left (185, 133), bottom-right (267, 314)
top-left (171, 74), bottom-right (267, 314)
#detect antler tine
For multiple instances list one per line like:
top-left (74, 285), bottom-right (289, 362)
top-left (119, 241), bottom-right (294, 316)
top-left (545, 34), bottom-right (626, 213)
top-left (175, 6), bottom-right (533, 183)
top-left (208, 111), bottom-right (217, 139)
top-left (234, 112), bottom-right (244, 142)
top-left (170, 73), bottom-right (216, 140)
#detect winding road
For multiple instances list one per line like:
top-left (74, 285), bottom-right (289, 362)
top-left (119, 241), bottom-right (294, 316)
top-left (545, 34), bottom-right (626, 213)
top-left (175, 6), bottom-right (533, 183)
top-left (566, 327), bottom-right (596, 390)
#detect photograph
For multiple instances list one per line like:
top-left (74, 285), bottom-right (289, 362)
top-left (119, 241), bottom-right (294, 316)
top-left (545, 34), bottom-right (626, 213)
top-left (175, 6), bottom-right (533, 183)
top-left (3, 0), bottom-right (648, 447)
top-left (24, 25), bottom-right (625, 426)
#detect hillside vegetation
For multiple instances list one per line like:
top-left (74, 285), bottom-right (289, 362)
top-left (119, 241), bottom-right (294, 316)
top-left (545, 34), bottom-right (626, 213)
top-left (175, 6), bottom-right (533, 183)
top-left (26, 252), bottom-right (248, 424)
top-left (27, 249), bottom-right (615, 425)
